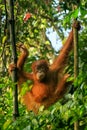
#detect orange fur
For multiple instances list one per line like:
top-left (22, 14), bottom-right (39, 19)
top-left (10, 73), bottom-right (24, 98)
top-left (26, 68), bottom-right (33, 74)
top-left (9, 21), bottom-right (80, 113)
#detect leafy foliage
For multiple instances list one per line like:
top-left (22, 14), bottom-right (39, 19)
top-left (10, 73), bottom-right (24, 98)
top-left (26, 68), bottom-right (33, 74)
top-left (0, 0), bottom-right (87, 129)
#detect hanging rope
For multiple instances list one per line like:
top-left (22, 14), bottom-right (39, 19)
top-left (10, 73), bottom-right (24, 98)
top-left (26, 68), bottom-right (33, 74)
top-left (73, 19), bottom-right (80, 130)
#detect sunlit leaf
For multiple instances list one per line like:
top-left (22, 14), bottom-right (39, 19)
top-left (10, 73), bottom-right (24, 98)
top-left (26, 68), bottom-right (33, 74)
top-left (80, 7), bottom-right (87, 17)
top-left (2, 36), bottom-right (7, 44)
top-left (71, 8), bottom-right (79, 19)
top-left (3, 120), bottom-right (12, 130)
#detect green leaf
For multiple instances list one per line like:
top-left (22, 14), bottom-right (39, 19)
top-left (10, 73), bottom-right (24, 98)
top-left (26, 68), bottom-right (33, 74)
top-left (71, 8), bottom-right (79, 19)
top-left (21, 82), bottom-right (32, 96)
top-left (32, 119), bottom-right (38, 125)
top-left (63, 13), bottom-right (71, 26)
top-left (2, 36), bottom-right (7, 44)
top-left (80, 7), bottom-right (87, 17)
top-left (3, 120), bottom-right (12, 130)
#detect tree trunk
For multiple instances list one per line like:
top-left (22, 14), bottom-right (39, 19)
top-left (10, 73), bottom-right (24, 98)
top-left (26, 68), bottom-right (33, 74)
top-left (8, 0), bottom-right (19, 120)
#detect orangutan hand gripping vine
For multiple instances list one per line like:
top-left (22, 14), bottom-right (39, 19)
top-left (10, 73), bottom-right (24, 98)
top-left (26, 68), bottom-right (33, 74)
top-left (9, 21), bottom-right (80, 113)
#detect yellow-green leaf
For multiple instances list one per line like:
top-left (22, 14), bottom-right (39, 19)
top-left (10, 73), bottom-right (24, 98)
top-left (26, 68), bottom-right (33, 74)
top-left (3, 119), bottom-right (12, 130)
top-left (2, 36), bottom-right (7, 44)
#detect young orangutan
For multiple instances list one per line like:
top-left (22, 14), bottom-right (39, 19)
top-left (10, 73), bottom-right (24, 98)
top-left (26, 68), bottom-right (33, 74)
top-left (9, 21), bottom-right (80, 113)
